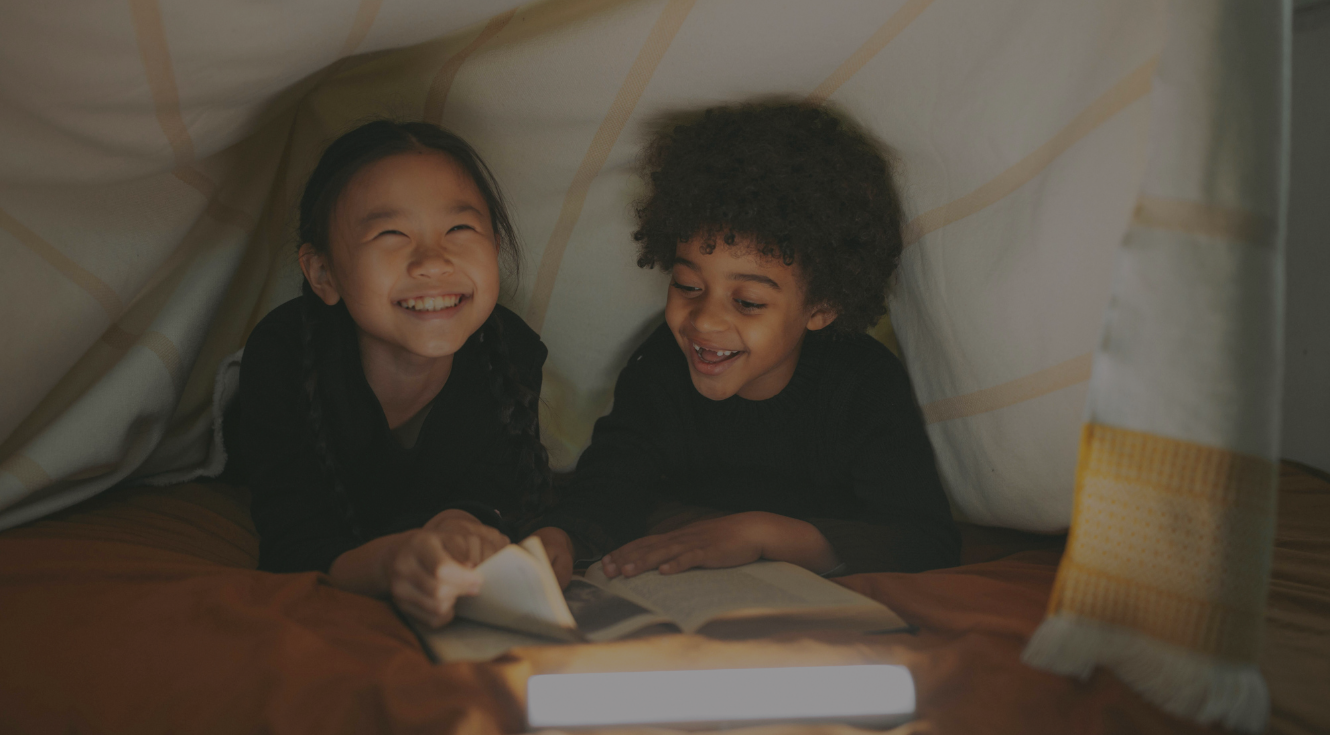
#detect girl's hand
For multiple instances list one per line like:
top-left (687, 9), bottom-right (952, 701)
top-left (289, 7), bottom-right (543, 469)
top-left (526, 526), bottom-right (575, 589)
top-left (424, 508), bottom-right (510, 567)
top-left (601, 512), bottom-right (839, 578)
top-left (386, 529), bottom-right (484, 628)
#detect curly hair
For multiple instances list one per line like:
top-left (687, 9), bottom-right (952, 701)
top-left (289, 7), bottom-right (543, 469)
top-left (634, 101), bottom-right (905, 334)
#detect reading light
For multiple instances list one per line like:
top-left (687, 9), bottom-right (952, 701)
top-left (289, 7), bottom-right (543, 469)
top-left (526, 664), bottom-right (915, 730)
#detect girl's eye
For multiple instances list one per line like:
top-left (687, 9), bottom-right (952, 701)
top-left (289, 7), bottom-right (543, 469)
top-left (670, 281), bottom-right (701, 294)
top-left (735, 298), bottom-right (766, 311)
top-left (377, 229), bottom-right (406, 238)
top-left (448, 224), bottom-right (475, 233)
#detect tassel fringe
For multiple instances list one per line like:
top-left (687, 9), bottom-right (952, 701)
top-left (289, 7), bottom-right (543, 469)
top-left (1022, 613), bottom-right (1268, 733)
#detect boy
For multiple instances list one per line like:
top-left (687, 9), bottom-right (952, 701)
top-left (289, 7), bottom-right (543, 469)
top-left (545, 102), bottom-right (959, 577)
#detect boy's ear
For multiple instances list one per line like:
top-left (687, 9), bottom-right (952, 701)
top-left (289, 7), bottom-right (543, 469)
top-left (298, 244), bottom-right (341, 306)
top-left (806, 306), bottom-right (838, 332)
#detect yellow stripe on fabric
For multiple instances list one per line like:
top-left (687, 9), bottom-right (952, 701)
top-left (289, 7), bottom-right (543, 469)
top-left (807, 0), bottom-right (933, 103)
top-left (1050, 423), bottom-right (1276, 662)
top-left (424, 9), bottom-right (516, 123)
top-left (339, 0), bottom-right (384, 57)
top-left (0, 453), bottom-right (51, 493)
top-left (1133, 196), bottom-right (1272, 244)
top-left (0, 205), bottom-right (123, 318)
top-left (525, 0), bottom-right (696, 333)
top-left (904, 55), bottom-right (1159, 246)
top-left (139, 330), bottom-right (183, 389)
top-left (920, 352), bottom-right (1091, 424)
top-left (128, 0), bottom-right (195, 165)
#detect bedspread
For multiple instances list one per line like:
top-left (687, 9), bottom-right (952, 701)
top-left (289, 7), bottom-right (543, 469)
top-left (1, 465), bottom-right (1325, 734)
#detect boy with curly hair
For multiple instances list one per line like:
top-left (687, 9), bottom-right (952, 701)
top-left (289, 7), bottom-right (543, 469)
top-left (546, 101), bottom-right (959, 578)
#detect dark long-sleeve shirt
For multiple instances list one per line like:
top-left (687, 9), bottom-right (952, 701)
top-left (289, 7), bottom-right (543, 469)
top-left (542, 323), bottom-right (960, 575)
top-left (225, 298), bottom-right (548, 573)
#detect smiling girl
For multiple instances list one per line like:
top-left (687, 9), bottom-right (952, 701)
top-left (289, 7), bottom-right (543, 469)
top-left (224, 121), bottom-right (575, 628)
top-left (543, 102), bottom-right (960, 578)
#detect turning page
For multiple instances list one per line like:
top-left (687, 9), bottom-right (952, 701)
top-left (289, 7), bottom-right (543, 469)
top-left (453, 537), bottom-right (579, 640)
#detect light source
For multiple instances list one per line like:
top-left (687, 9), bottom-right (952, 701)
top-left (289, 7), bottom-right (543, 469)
top-left (526, 664), bottom-right (915, 730)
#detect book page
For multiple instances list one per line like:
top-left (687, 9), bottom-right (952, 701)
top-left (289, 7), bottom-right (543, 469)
top-left (562, 579), bottom-right (677, 642)
top-left (584, 561), bottom-right (906, 634)
top-left (453, 540), bottom-right (579, 640)
top-left (419, 619), bottom-right (556, 663)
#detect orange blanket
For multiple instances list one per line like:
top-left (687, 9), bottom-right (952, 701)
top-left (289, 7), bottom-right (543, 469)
top-left (1, 465), bottom-right (1325, 734)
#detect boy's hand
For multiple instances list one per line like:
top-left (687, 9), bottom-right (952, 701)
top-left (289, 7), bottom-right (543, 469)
top-left (601, 511), bottom-right (840, 578)
top-left (424, 508), bottom-right (509, 567)
top-left (602, 512), bottom-right (773, 578)
top-left (526, 526), bottom-right (575, 589)
top-left (386, 529), bottom-right (484, 628)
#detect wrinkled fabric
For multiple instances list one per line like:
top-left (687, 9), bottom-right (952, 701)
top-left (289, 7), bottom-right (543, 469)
top-left (1, 463), bottom-right (1324, 734)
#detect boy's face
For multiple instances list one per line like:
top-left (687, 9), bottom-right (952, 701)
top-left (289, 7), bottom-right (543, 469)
top-left (665, 234), bottom-right (836, 401)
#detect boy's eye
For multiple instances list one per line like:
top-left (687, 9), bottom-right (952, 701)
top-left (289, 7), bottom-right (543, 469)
top-left (670, 281), bottom-right (701, 294)
top-left (377, 229), bottom-right (406, 238)
top-left (735, 298), bottom-right (766, 311)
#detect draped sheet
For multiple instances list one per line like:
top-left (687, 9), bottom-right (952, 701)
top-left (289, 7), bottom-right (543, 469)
top-left (2, 0), bottom-right (1185, 533)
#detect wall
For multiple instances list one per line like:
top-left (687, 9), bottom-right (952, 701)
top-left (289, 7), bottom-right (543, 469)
top-left (1284, 3), bottom-right (1330, 473)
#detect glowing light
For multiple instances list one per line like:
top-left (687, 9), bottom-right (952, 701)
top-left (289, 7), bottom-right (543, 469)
top-left (526, 664), bottom-right (915, 730)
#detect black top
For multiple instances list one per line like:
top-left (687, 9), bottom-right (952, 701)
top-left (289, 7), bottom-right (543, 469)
top-left (225, 297), bottom-right (548, 573)
top-left (542, 323), bottom-right (960, 575)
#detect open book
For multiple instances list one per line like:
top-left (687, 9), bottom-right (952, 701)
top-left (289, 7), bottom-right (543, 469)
top-left (416, 537), bottom-right (910, 662)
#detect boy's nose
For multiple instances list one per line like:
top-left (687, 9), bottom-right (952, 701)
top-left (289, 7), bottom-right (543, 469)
top-left (690, 295), bottom-right (728, 332)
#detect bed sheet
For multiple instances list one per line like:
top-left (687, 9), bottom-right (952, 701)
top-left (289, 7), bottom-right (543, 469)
top-left (0, 465), bottom-right (1325, 734)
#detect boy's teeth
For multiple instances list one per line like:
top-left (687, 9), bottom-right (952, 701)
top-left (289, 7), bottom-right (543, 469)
top-left (693, 343), bottom-right (737, 358)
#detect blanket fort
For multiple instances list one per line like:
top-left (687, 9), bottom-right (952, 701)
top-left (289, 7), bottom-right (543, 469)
top-left (0, 0), bottom-right (1288, 730)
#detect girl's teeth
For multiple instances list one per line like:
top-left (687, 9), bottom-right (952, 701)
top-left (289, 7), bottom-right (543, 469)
top-left (400, 296), bottom-right (461, 311)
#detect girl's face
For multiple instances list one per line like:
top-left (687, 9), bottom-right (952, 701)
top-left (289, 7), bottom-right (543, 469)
top-left (302, 151), bottom-right (501, 364)
top-left (664, 234), bottom-right (836, 401)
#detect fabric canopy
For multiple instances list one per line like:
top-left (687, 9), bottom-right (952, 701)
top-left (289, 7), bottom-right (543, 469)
top-left (0, 0), bottom-right (1287, 730)
top-left (2, 0), bottom-right (1171, 531)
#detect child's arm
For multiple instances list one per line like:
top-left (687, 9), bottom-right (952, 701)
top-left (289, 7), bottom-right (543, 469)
top-left (235, 311), bottom-right (366, 573)
top-left (605, 341), bottom-right (958, 578)
top-left (799, 351), bottom-right (960, 575)
top-left (527, 329), bottom-right (678, 560)
top-left (600, 511), bottom-right (839, 577)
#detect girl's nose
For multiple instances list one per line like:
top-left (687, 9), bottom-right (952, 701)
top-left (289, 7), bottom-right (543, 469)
top-left (409, 241), bottom-right (455, 278)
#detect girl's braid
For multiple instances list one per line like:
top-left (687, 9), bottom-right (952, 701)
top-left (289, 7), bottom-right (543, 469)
top-left (299, 284), bottom-right (363, 541)
top-left (478, 313), bottom-right (552, 518)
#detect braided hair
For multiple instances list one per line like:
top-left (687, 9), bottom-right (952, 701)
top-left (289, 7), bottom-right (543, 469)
top-left (296, 120), bottom-right (551, 541)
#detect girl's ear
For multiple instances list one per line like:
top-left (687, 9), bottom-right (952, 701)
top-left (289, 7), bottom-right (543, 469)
top-left (298, 244), bottom-right (341, 306)
top-left (806, 306), bottom-right (838, 332)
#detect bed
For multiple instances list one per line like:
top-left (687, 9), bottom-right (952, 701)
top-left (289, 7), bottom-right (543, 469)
top-left (1, 462), bottom-right (1324, 735)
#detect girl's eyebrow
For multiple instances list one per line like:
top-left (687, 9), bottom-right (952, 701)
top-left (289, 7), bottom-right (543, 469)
top-left (360, 208), bottom-right (402, 225)
top-left (359, 202), bottom-right (481, 225)
top-left (445, 202), bottom-right (483, 216)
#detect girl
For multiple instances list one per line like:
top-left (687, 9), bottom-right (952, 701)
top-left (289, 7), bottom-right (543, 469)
top-left (225, 120), bottom-right (575, 628)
